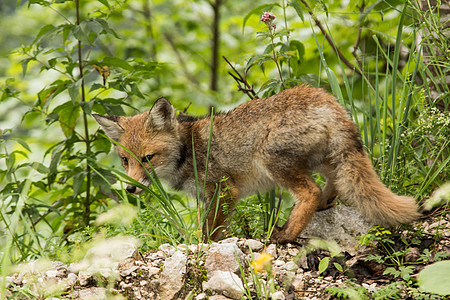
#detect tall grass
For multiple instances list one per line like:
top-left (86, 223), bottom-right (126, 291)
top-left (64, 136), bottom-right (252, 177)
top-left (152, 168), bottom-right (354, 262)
top-left (311, 1), bottom-right (448, 199)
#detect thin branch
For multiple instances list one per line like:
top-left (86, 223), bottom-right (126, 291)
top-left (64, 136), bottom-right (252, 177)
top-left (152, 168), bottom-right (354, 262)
top-left (223, 56), bottom-right (258, 100)
top-left (352, 1), bottom-right (366, 71)
top-left (75, 0), bottom-right (91, 226)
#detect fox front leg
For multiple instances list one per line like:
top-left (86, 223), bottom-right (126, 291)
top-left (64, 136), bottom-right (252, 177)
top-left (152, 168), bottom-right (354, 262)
top-left (202, 182), bottom-right (240, 241)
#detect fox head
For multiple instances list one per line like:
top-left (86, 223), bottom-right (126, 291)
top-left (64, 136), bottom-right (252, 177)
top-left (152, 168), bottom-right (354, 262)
top-left (93, 98), bottom-right (184, 194)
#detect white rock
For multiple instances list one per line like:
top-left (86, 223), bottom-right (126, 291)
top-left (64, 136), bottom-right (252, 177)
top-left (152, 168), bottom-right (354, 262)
top-left (45, 270), bottom-right (58, 278)
top-left (148, 266), bottom-right (160, 276)
top-left (159, 243), bottom-right (176, 256)
top-left (195, 292), bottom-right (207, 300)
top-left (282, 261), bottom-right (298, 271)
top-left (291, 274), bottom-right (304, 291)
top-left (204, 243), bottom-right (246, 276)
top-left (76, 287), bottom-right (106, 298)
top-left (271, 291), bottom-right (286, 300)
top-left (265, 244), bottom-right (278, 258)
top-left (189, 243), bottom-right (209, 253)
top-left (273, 260), bottom-right (285, 267)
top-left (78, 271), bottom-right (92, 286)
top-left (203, 270), bottom-right (244, 300)
top-left (159, 250), bottom-right (187, 300)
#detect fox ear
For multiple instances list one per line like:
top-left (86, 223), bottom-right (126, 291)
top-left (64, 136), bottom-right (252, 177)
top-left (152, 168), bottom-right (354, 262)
top-left (92, 114), bottom-right (124, 141)
top-left (147, 97), bottom-right (177, 131)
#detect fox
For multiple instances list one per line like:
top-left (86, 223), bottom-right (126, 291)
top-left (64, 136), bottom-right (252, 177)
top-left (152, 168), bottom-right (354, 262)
top-left (93, 85), bottom-right (420, 243)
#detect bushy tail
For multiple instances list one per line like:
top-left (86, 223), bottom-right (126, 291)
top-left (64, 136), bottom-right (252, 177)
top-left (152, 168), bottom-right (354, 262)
top-left (334, 151), bottom-right (421, 227)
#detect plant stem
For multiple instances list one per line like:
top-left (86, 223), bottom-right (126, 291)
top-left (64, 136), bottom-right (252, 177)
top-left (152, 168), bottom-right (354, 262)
top-left (269, 28), bottom-right (285, 89)
top-left (75, 0), bottom-right (91, 226)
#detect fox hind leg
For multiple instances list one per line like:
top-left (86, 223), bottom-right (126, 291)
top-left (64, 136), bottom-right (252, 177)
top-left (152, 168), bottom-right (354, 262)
top-left (271, 174), bottom-right (321, 243)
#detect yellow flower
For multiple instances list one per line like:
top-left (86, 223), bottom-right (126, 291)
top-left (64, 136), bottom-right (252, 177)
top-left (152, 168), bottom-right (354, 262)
top-left (251, 252), bottom-right (273, 273)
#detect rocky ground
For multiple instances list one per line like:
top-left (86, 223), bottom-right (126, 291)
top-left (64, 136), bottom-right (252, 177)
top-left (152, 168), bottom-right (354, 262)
top-left (5, 205), bottom-right (450, 299)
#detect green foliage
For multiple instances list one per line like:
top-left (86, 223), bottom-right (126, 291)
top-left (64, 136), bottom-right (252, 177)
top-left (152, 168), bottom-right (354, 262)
top-left (226, 194), bottom-right (266, 239)
top-left (371, 282), bottom-right (404, 300)
top-left (325, 281), bottom-right (369, 300)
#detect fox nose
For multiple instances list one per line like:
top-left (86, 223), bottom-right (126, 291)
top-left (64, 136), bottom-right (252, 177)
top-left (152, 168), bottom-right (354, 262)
top-left (126, 185), bottom-right (136, 193)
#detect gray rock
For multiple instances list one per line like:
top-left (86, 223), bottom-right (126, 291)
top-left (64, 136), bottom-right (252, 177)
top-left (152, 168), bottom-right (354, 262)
top-left (203, 271), bottom-right (244, 300)
top-left (301, 205), bottom-right (372, 254)
top-left (159, 250), bottom-right (187, 300)
top-left (219, 237), bottom-right (239, 245)
top-left (243, 239), bottom-right (264, 253)
top-left (204, 243), bottom-right (246, 276)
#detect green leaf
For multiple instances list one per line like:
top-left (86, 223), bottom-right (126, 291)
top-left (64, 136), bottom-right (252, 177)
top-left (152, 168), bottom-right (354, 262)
top-left (95, 18), bottom-right (120, 39)
top-left (68, 81), bottom-right (80, 103)
top-left (11, 137), bottom-right (31, 152)
top-left (418, 261), bottom-right (450, 295)
top-left (72, 171), bottom-right (85, 196)
top-left (359, 0), bottom-right (383, 22)
top-left (102, 57), bottom-right (134, 71)
top-left (333, 262), bottom-right (343, 272)
top-left (49, 144), bottom-right (63, 186)
top-left (318, 257), bottom-right (330, 274)
top-left (92, 168), bottom-right (116, 194)
top-left (53, 101), bottom-right (81, 137)
top-left (80, 101), bottom-right (94, 115)
top-left (97, 0), bottom-right (110, 9)
top-left (33, 24), bottom-right (56, 44)
top-left (72, 24), bottom-right (91, 45)
top-left (31, 162), bottom-right (49, 174)
top-left (288, 0), bottom-right (304, 22)
top-left (21, 57), bottom-right (33, 77)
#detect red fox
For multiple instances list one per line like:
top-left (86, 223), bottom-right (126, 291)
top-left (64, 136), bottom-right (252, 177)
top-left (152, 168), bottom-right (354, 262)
top-left (93, 85), bottom-right (420, 243)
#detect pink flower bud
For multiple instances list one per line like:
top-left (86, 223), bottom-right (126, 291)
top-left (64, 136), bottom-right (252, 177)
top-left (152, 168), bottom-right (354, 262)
top-left (260, 12), bottom-right (276, 25)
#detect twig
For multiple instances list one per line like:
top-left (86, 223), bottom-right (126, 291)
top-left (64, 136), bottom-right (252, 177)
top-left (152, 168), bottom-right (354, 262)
top-left (352, 2), bottom-right (366, 71)
top-left (223, 56), bottom-right (258, 100)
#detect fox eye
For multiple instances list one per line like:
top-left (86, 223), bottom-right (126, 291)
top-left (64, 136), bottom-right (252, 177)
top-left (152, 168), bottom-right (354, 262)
top-left (142, 154), bottom-right (154, 163)
top-left (121, 157), bottom-right (128, 166)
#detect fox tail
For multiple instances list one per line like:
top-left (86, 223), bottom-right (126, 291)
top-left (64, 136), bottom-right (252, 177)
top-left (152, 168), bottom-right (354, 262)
top-left (333, 149), bottom-right (420, 227)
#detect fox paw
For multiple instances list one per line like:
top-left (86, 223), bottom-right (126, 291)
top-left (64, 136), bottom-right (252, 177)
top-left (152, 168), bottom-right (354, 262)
top-left (270, 226), bottom-right (291, 244)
